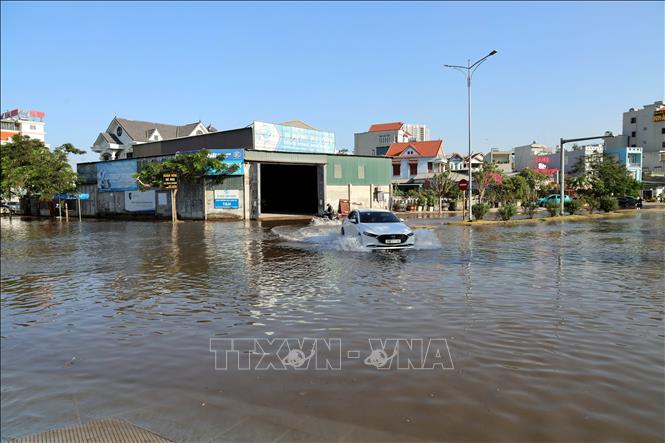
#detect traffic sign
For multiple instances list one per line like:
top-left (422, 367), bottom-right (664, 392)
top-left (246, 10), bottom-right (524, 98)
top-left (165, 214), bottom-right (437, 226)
top-left (458, 179), bottom-right (468, 191)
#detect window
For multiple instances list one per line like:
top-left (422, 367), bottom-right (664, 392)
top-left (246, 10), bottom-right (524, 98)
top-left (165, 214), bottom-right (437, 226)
top-left (631, 131), bottom-right (636, 138)
top-left (427, 162), bottom-right (433, 172)
top-left (116, 126), bottom-right (123, 137)
top-left (375, 146), bottom-right (388, 156)
top-left (378, 135), bottom-right (391, 144)
top-left (630, 117), bottom-right (636, 124)
top-left (392, 163), bottom-right (400, 176)
top-left (102, 153), bottom-right (111, 161)
top-left (348, 211), bottom-right (358, 223)
top-left (334, 164), bottom-right (342, 179)
top-left (628, 153), bottom-right (640, 166)
top-left (357, 165), bottom-right (365, 179)
top-left (126, 152), bottom-right (133, 159)
top-left (29, 125), bottom-right (37, 130)
top-left (196, 130), bottom-right (203, 135)
top-left (661, 127), bottom-right (665, 134)
top-left (358, 211), bottom-right (400, 223)
top-left (153, 135), bottom-right (159, 140)
top-left (409, 163), bottom-right (418, 175)
top-left (631, 144), bottom-right (636, 147)
top-left (662, 141), bottom-right (665, 148)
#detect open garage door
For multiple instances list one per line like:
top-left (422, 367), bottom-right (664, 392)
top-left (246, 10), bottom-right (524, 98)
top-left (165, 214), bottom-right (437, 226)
top-left (260, 163), bottom-right (319, 215)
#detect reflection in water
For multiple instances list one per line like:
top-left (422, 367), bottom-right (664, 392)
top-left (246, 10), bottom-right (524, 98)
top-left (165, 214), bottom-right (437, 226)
top-left (1, 213), bottom-right (664, 442)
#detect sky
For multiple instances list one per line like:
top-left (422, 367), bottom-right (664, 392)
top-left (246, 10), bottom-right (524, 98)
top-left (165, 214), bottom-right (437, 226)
top-left (1, 1), bottom-right (663, 165)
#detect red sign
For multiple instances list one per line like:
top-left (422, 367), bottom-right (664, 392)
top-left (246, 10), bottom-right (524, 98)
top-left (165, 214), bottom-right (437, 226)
top-left (458, 179), bottom-right (468, 191)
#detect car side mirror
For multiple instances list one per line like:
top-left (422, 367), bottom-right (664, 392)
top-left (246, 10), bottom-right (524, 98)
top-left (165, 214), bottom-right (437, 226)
top-left (399, 218), bottom-right (405, 222)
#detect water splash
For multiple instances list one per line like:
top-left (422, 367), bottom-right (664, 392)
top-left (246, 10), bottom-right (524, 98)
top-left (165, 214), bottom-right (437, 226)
top-left (271, 224), bottom-right (441, 252)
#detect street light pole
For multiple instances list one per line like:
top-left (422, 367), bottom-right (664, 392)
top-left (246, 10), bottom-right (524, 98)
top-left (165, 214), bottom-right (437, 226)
top-left (445, 50), bottom-right (497, 221)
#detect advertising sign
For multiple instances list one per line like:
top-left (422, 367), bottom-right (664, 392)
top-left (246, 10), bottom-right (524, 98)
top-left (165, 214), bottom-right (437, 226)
top-left (253, 121), bottom-right (335, 154)
top-left (163, 173), bottom-right (178, 189)
top-left (124, 190), bottom-right (156, 212)
top-left (213, 189), bottom-right (240, 209)
top-left (208, 149), bottom-right (244, 175)
top-left (654, 108), bottom-right (665, 122)
top-left (97, 160), bottom-right (138, 192)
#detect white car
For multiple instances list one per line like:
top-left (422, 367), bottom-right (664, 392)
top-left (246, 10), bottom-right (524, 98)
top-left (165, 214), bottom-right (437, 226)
top-left (341, 209), bottom-right (415, 250)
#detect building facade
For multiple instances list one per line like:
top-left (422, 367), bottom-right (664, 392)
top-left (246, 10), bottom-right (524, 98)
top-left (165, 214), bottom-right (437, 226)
top-left (623, 101), bottom-right (664, 152)
top-left (91, 117), bottom-right (215, 160)
top-left (386, 140), bottom-right (445, 188)
top-left (354, 122), bottom-right (429, 156)
top-left (1, 109), bottom-right (47, 146)
top-left (486, 149), bottom-right (513, 173)
top-left (513, 142), bottom-right (557, 174)
top-left (605, 146), bottom-right (643, 182)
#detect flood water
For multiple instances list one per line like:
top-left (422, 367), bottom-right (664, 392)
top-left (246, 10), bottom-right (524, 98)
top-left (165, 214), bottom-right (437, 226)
top-left (1, 212), bottom-right (664, 442)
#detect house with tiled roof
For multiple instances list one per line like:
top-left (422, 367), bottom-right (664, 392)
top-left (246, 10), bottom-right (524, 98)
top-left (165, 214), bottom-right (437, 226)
top-left (386, 140), bottom-right (445, 187)
top-left (91, 117), bottom-right (216, 160)
top-left (354, 121), bottom-right (429, 156)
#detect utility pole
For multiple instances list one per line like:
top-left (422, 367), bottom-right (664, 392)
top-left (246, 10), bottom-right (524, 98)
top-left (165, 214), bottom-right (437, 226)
top-left (444, 50), bottom-right (498, 221)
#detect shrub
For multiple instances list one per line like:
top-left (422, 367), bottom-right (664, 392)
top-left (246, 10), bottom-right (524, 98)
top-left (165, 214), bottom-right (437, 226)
top-left (417, 194), bottom-right (427, 208)
top-left (599, 196), bottom-right (618, 212)
top-left (583, 196), bottom-right (600, 214)
top-left (545, 200), bottom-right (560, 217)
top-left (497, 203), bottom-right (517, 221)
top-left (426, 194), bottom-right (436, 207)
top-left (564, 199), bottom-right (582, 215)
top-left (522, 201), bottom-right (538, 219)
top-left (472, 203), bottom-right (489, 220)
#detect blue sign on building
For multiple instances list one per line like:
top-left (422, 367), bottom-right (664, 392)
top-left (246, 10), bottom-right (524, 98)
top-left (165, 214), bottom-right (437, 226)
top-left (253, 121), bottom-right (335, 154)
top-left (97, 160), bottom-right (138, 192)
top-left (208, 149), bottom-right (244, 175)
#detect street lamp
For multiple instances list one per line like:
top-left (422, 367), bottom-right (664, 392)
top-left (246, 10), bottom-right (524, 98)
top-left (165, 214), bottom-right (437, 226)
top-left (558, 132), bottom-right (614, 215)
top-left (445, 50), bottom-right (498, 221)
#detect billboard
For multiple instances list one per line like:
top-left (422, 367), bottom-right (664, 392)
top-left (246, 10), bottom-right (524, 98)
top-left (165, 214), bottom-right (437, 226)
top-left (124, 190), bottom-right (156, 212)
top-left (97, 160), bottom-right (138, 192)
top-left (208, 149), bottom-right (244, 175)
top-left (253, 121), bottom-right (335, 154)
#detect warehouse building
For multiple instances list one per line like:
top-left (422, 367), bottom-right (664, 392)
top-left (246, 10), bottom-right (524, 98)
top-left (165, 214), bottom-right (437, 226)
top-left (76, 120), bottom-right (392, 220)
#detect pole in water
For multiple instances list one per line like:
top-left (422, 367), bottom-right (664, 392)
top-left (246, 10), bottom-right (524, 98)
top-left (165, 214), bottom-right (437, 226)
top-left (78, 197), bottom-right (82, 222)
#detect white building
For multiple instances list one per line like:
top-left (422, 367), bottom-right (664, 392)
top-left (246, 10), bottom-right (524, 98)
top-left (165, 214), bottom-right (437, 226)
top-left (564, 144), bottom-right (604, 174)
top-left (513, 142), bottom-right (556, 173)
top-left (621, 101), bottom-right (665, 175)
top-left (91, 117), bottom-right (215, 160)
top-left (354, 122), bottom-right (429, 156)
top-left (402, 124), bottom-right (429, 142)
top-left (1, 109), bottom-right (48, 146)
top-left (387, 140), bottom-right (445, 187)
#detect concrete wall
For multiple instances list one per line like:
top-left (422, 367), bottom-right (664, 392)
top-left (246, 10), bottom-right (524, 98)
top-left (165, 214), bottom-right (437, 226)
top-left (204, 175), bottom-right (244, 220)
top-left (326, 184), bottom-right (390, 211)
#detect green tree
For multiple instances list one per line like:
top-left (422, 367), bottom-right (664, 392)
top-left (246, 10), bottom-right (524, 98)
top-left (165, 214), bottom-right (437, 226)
top-left (574, 153), bottom-right (641, 200)
top-left (135, 149), bottom-right (238, 189)
top-left (426, 170), bottom-right (460, 211)
top-left (1, 135), bottom-right (84, 200)
top-left (518, 168), bottom-right (549, 200)
top-left (499, 175), bottom-right (530, 205)
top-left (473, 162), bottom-right (503, 204)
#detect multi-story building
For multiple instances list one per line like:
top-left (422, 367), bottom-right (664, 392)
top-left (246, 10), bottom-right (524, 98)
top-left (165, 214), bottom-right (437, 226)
top-left (386, 140), bottom-right (445, 188)
top-left (354, 122), bottom-right (429, 156)
top-left (1, 109), bottom-right (47, 146)
top-left (402, 124), bottom-right (430, 142)
top-left (486, 149), bottom-right (513, 173)
top-left (91, 117), bottom-right (215, 160)
top-left (605, 146), bottom-right (643, 182)
top-left (564, 144), bottom-right (604, 174)
top-left (618, 101), bottom-right (665, 176)
top-left (513, 142), bottom-right (556, 174)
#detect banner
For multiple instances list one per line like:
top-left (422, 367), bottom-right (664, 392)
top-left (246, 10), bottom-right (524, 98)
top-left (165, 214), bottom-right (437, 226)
top-left (97, 160), bottom-right (138, 192)
top-left (124, 190), bottom-right (155, 212)
top-left (213, 189), bottom-right (240, 209)
top-left (253, 121), bottom-right (335, 154)
top-left (208, 149), bottom-right (244, 175)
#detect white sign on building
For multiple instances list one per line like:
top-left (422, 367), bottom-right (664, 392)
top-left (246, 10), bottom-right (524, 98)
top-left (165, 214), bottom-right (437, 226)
top-left (124, 190), bottom-right (156, 212)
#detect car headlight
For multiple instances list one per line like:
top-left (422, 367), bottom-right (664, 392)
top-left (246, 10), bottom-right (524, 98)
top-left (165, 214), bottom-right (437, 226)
top-left (406, 232), bottom-right (414, 237)
top-left (362, 231), bottom-right (379, 237)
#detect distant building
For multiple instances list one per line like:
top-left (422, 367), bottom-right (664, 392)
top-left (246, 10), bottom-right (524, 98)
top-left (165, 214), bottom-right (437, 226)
top-left (623, 101), bottom-right (664, 152)
top-left (486, 149), bottom-right (513, 173)
top-left (447, 153), bottom-right (465, 172)
top-left (354, 122), bottom-right (429, 156)
top-left (386, 140), bottom-right (445, 188)
top-left (564, 144), bottom-right (604, 174)
top-left (402, 124), bottom-right (430, 142)
top-left (1, 108), bottom-right (47, 147)
top-left (605, 146), bottom-right (643, 182)
top-left (91, 117), bottom-right (215, 160)
top-left (513, 142), bottom-right (557, 175)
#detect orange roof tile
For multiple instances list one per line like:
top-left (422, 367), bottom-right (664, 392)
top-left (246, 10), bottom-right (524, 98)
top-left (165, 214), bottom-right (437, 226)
top-left (386, 140), bottom-right (443, 158)
top-left (368, 122), bottom-right (404, 132)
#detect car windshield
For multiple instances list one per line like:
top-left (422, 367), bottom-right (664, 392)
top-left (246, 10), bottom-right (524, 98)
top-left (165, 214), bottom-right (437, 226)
top-left (358, 211), bottom-right (401, 223)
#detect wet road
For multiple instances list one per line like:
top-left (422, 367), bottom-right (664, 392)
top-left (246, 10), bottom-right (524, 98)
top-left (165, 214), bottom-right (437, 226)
top-left (1, 212), bottom-right (664, 442)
